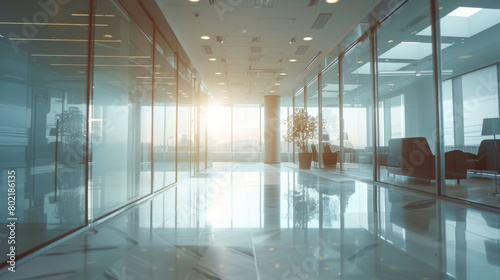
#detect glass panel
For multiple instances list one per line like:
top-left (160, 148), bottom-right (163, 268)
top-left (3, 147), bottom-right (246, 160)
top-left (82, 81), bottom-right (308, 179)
top-left (177, 63), bottom-right (191, 181)
top-left (91, 0), bottom-right (153, 219)
top-left (440, 0), bottom-right (500, 205)
top-left (153, 33), bottom-right (176, 191)
top-left (0, 0), bottom-right (89, 261)
top-left (294, 91), bottom-right (305, 161)
top-left (376, 0), bottom-right (436, 193)
top-left (342, 37), bottom-right (373, 179)
top-left (322, 63), bottom-right (340, 169)
top-left (232, 105), bottom-right (261, 162)
top-left (307, 78), bottom-right (319, 162)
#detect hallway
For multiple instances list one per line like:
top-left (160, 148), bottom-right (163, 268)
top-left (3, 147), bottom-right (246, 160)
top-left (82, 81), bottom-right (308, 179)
top-left (2, 163), bottom-right (500, 279)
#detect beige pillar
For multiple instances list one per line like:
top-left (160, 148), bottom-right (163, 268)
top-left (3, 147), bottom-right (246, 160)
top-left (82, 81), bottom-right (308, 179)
top-left (264, 95), bottom-right (280, 164)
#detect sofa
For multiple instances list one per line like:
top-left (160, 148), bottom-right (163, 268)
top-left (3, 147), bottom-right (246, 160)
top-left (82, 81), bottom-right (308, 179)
top-left (386, 137), bottom-right (467, 183)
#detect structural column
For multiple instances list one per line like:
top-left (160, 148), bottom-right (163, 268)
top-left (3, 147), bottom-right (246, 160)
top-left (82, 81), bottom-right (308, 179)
top-left (264, 95), bottom-right (281, 164)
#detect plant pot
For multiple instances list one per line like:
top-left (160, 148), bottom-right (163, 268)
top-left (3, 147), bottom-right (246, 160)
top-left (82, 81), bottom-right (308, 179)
top-left (298, 153), bottom-right (313, 169)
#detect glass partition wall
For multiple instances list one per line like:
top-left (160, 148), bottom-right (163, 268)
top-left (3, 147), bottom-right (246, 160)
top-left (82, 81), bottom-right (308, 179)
top-left (342, 38), bottom-right (374, 180)
top-left (0, 0), bottom-right (211, 266)
top-left (307, 78), bottom-right (320, 167)
top-left (0, 0), bottom-right (90, 263)
top-left (153, 33), bottom-right (177, 192)
top-left (376, 0), bottom-right (437, 194)
top-left (291, 0), bottom-right (500, 209)
top-left (322, 63), bottom-right (341, 169)
top-left (439, 0), bottom-right (500, 205)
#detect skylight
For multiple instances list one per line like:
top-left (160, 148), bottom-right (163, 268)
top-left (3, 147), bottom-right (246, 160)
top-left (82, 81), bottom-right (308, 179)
top-left (379, 42), bottom-right (453, 60)
top-left (417, 7), bottom-right (500, 38)
top-left (447, 7), bottom-right (481, 17)
top-left (351, 62), bottom-right (410, 75)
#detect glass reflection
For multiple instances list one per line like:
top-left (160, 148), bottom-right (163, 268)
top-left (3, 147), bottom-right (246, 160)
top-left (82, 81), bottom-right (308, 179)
top-left (91, 0), bottom-right (153, 219)
top-left (0, 0), bottom-right (89, 263)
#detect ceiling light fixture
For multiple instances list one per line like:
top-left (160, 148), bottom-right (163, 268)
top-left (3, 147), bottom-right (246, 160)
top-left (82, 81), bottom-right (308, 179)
top-left (303, 37), bottom-right (313, 41)
top-left (388, 40), bottom-right (393, 43)
top-left (289, 59), bottom-right (297, 62)
top-left (275, 83), bottom-right (280, 85)
top-left (103, 34), bottom-right (113, 38)
top-left (458, 55), bottom-right (472, 59)
top-left (215, 72), bottom-right (222, 75)
top-left (201, 35), bottom-right (210, 40)
top-left (326, 0), bottom-right (339, 3)
top-left (280, 73), bottom-right (287, 76)
top-left (188, 0), bottom-right (200, 2)
top-left (209, 58), bottom-right (217, 61)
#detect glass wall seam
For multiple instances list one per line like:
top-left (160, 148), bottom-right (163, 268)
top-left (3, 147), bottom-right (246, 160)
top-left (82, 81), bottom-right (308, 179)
top-left (369, 28), bottom-right (379, 182)
top-left (86, 0), bottom-right (97, 225)
top-left (431, 0), bottom-right (445, 195)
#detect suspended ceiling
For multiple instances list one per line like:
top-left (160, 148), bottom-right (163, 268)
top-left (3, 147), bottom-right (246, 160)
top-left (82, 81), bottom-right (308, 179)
top-left (155, 0), bottom-right (382, 104)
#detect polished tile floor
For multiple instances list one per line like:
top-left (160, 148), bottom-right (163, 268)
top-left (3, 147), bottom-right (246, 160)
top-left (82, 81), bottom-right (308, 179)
top-left (2, 163), bottom-right (500, 279)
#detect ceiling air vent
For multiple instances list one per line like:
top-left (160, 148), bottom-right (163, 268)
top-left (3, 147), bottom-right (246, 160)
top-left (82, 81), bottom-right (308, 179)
top-left (252, 37), bottom-right (260, 43)
top-left (201, 45), bottom-right (213, 55)
top-left (312, 13), bottom-right (332, 29)
top-left (307, 0), bottom-right (319, 7)
top-left (295, 45), bottom-right (309, 55)
top-left (251, 47), bottom-right (262, 54)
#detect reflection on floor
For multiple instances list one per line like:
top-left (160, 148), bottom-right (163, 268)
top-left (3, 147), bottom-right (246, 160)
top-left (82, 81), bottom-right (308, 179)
top-left (2, 162), bottom-right (500, 279)
top-left (328, 162), bottom-right (500, 206)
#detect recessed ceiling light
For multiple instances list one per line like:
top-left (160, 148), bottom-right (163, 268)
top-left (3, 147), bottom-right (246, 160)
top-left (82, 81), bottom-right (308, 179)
top-left (326, 0), bottom-right (339, 3)
top-left (270, 91), bottom-right (275, 93)
top-left (289, 59), bottom-right (297, 62)
top-left (388, 40), bottom-right (393, 43)
top-left (219, 82), bottom-right (225, 85)
top-left (103, 34), bottom-right (113, 38)
top-left (280, 73), bottom-right (287, 76)
top-left (215, 72), bottom-right (222, 75)
top-left (357, 60), bottom-right (363, 63)
top-left (388, 84), bottom-right (395, 86)
top-left (275, 83), bottom-right (280, 85)
top-left (458, 55), bottom-right (472, 59)
top-left (222, 90), bottom-right (227, 93)
top-left (209, 58), bottom-right (217, 61)
top-left (201, 35), bottom-right (210, 40)
top-left (303, 37), bottom-right (313, 41)
top-left (188, 0), bottom-right (200, 2)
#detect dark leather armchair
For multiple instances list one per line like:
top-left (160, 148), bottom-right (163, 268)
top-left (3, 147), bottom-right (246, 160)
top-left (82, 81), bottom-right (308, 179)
top-left (465, 139), bottom-right (500, 173)
top-left (323, 144), bottom-right (338, 168)
top-left (387, 137), bottom-right (467, 183)
top-left (311, 144), bottom-right (319, 167)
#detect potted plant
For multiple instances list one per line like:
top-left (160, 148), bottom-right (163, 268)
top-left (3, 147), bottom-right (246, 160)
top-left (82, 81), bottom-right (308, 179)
top-left (283, 108), bottom-right (318, 169)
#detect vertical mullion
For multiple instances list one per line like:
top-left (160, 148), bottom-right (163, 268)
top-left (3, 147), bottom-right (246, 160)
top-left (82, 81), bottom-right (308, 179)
top-left (370, 28), bottom-right (379, 182)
